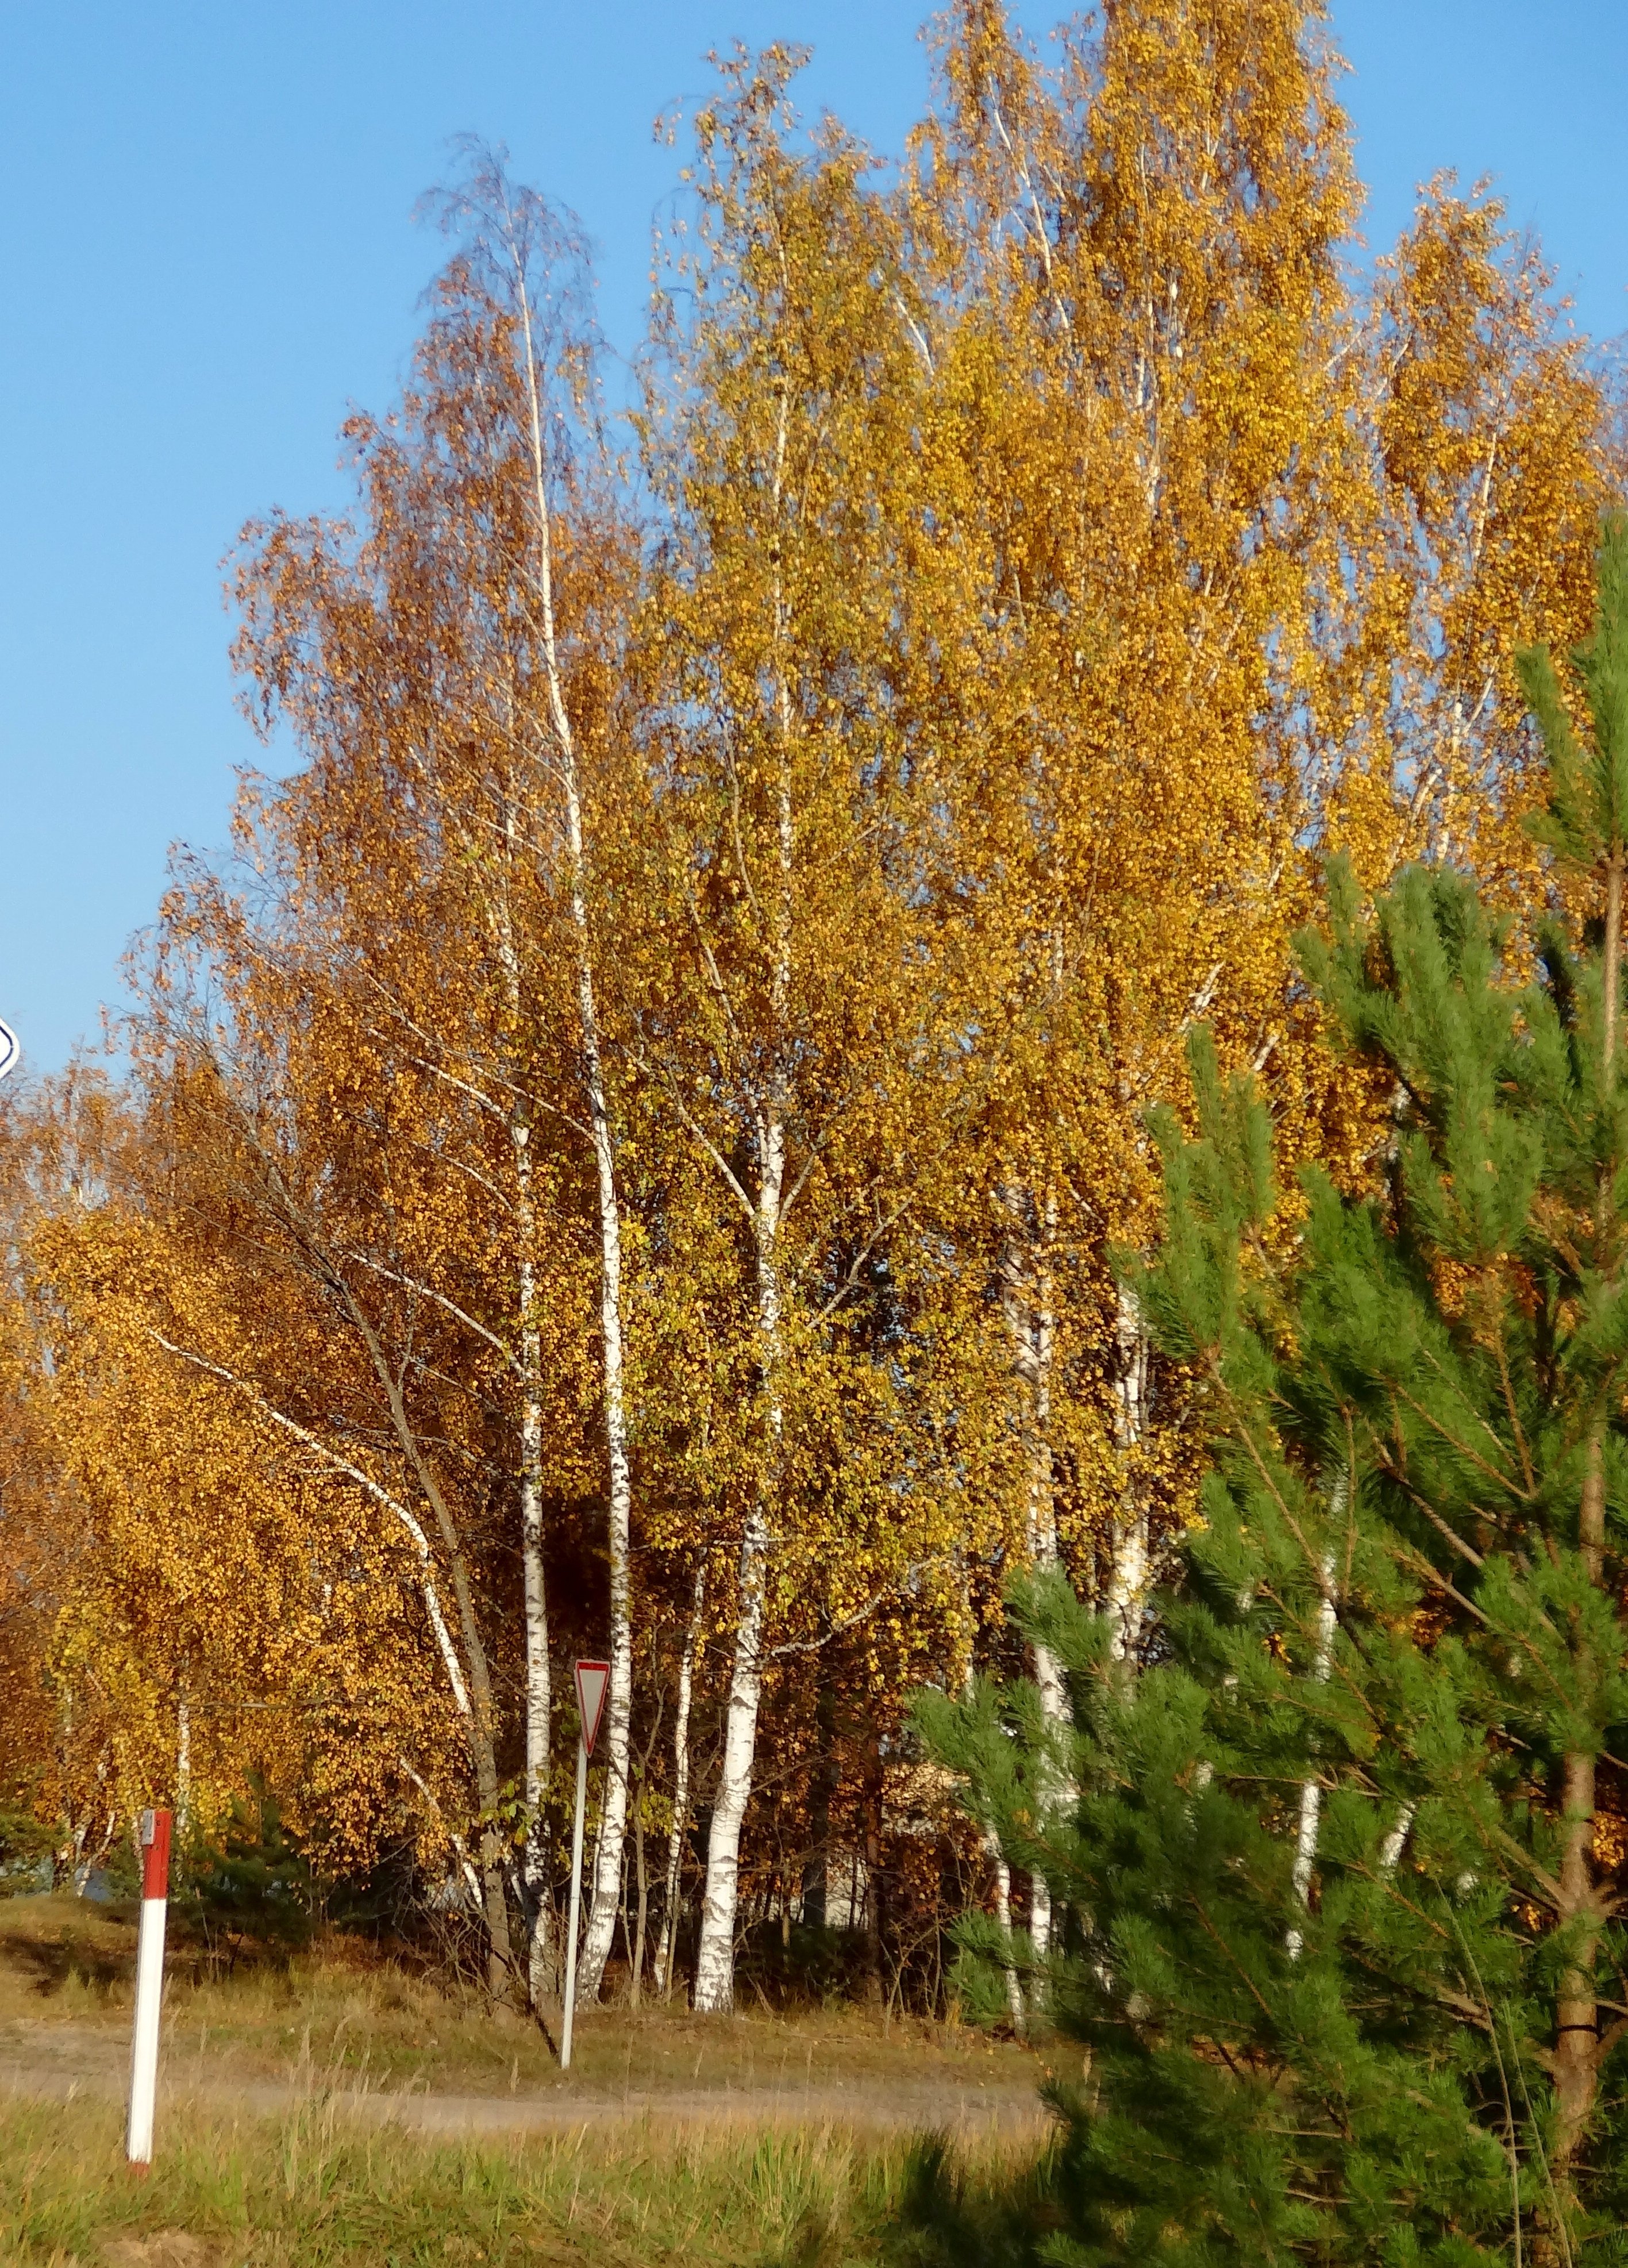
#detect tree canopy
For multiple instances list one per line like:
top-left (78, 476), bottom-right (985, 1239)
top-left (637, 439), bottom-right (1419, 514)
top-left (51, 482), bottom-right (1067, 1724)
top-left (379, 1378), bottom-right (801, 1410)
top-left (1, 2), bottom-right (1622, 2086)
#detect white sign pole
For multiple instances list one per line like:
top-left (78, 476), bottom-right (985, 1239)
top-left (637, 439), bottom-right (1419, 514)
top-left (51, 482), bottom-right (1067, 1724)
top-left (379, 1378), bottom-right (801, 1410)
top-left (560, 1734), bottom-right (588, 2071)
top-left (560, 1659), bottom-right (609, 2074)
top-left (126, 1807), bottom-right (172, 2167)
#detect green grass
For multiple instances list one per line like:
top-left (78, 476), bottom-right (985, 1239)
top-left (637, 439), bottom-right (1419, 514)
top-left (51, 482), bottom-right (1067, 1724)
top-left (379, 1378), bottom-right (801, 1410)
top-left (0, 2087), bottom-right (919, 2265)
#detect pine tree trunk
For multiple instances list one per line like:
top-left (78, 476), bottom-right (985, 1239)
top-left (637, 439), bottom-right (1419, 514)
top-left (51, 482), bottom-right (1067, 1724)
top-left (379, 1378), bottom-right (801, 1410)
top-left (862, 1750), bottom-right (885, 2008)
top-left (1552, 1740), bottom-right (1600, 2188)
top-left (1027, 1196), bottom-right (1064, 1973)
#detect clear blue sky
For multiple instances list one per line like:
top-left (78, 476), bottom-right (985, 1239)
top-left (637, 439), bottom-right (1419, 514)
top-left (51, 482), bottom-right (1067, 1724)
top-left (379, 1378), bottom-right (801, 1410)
top-left (3, 0), bottom-right (1625, 1076)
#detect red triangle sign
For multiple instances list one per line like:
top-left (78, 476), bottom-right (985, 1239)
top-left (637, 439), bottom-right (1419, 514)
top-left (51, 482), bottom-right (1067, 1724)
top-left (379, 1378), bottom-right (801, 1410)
top-left (574, 1660), bottom-right (610, 1758)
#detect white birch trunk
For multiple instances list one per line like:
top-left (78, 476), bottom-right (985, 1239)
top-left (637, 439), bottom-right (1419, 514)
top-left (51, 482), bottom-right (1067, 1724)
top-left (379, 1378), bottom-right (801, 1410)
top-left (516, 1143), bottom-right (553, 2005)
top-left (630, 1792), bottom-right (649, 2007)
top-left (508, 249), bottom-right (636, 2007)
top-left (176, 1696), bottom-right (191, 1841)
top-left (488, 840), bottom-right (555, 2008)
top-left (1000, 1183), bottom-right (1067, 1970)
top-left (1286, 1546), bottom-right (1339, 1962)
top-left (688, 340), bottom-right (796, 2019)
top-left (1027, 1207), bottom-right (1065, 1971)
top-left (1379, 1801), bottom-right (1417, 1876)
top-left (569, 833), bottom-right (634, 2000)
top-left (655, 1560), bottom-right (705, 1997)
top-left (693, 1164), bottom-right (783, 2013)
top-left (989, 1838), bottom-right (1028, 2035)
top-left (1106, 1282), bottom-right (1151, 1662)
top-left (953, 1571), bottom-right (1026, 2033)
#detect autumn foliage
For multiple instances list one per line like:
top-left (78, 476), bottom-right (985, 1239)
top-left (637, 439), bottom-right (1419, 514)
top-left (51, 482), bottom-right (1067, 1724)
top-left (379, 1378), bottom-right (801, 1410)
top-left (0, 0), bottom-right (1619, 2036)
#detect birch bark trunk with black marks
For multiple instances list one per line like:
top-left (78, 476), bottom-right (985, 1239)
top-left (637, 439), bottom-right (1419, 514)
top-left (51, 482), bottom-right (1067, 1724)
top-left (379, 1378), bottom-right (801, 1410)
top-left (999, 1182), bottom-right (1067, 1971)
top-left (507, 241), bottom-right (636, 2009)
top-left (988, 1838), bottom-right (1027, 2035)
top-left (565, 817), bottom-right (634, 2003)
top-left (487, 833), bottom-right (553, 2008)
top-left (655, 1561), bottom-right (705, 1999)
top-left (1286, 1545), bottom-right (1339, 1962)
top-left (1286, 1474), bottom-right (1348, 1958)
top-left (691, 372), bottom-right (795, 2017)
top-left (517, 1167), bottom-right (553, 2007)
top-left (1106, 1282), bottom-right (1151, 1662)
top-left (630, 1785), bottom-right (649, 2009)
top-left (1378, 1801), bottom-right (1415, 1875)
top-left (955, 1567), bottom-right (1025, 2033)
top-left (693, 1157), bottom-right (784, 2012)
top-left (176, 1696), bottom-right (191, 1840)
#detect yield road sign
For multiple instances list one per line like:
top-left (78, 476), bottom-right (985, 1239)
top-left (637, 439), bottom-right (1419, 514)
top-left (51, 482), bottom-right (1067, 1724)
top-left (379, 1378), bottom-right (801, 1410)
top-left (574, 1660), bottom-right (610, 1758)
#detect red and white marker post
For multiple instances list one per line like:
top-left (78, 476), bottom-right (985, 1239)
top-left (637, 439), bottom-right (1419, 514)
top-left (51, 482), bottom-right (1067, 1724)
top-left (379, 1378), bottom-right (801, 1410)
top-left (126, 1807), bottom-right (172, 2167)
top-left (561, 1661), bottom-right (609, 2072)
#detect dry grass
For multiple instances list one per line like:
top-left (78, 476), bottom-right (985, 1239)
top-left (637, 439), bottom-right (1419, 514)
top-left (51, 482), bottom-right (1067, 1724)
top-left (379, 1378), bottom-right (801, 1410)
top-left (0, 1895), bottom-right (1042, 2114)
top-left (0, 2085), bottom-right (917, 2265)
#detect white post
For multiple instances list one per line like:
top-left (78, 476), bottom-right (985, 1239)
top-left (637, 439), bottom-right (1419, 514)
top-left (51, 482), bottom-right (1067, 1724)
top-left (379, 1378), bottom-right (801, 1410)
top-left (561, 1736), bottom-right (588, 2071)
top-left (126, 1807), bottom-right (172, 2167)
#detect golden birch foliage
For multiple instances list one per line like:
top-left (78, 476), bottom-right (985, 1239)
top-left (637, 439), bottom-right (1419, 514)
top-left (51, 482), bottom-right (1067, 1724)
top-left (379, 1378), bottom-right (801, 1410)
top-left (127, 259), bottom-right (640, 1882)
top-left (2, 5), bottom-right (1619, 1967)
top-left (631, 47), bottom-right (987, 1642)
top-left (1327, 179), bottom-right (1613, 898)
top-left (40, 1215), bottom-right (436, 1858)
top-left (887, 2), bottom-right (1618, 1622)
top-left (893, 0), bottom-right (1371, 1595)
top-left (0, 1076), bottom-right (433, 1857)
top-left (0, 1088), bottom-right (94, 1813)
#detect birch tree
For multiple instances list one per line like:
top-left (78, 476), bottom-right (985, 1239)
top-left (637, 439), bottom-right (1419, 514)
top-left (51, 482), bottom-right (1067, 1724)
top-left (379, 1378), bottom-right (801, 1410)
top-left (899, 0), bottom-right (1368, 1742)
top-left (427, 146), bottom-right (639, 2008)
top-left (636, 47), bottom-right (948, 2011)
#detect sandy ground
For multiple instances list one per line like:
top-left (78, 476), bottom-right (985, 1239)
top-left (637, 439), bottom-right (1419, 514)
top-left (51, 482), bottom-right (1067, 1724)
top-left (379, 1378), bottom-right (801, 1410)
top-left (0, 2010), bottom-right (1047, 2142)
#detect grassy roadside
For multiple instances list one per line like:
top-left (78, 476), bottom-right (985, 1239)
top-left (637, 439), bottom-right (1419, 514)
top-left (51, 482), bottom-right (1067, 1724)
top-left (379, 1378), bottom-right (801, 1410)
top-left (0, 1896), bottom-right (1041, 2109)
top-left (0, 2087), bottom-right (918, 2265)
top-left (0, 1897), bottom-right (1052, 2263)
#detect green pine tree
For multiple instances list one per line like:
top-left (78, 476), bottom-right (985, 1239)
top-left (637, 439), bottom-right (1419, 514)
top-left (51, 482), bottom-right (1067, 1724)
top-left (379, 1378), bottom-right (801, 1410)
top-left (906, 521), bottom-right (1628, 2267)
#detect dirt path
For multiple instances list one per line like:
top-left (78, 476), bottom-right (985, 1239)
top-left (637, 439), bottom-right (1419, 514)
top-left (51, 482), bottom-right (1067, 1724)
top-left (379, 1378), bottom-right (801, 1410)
top-left (0, 2017), bottom-right (1048, 2143)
